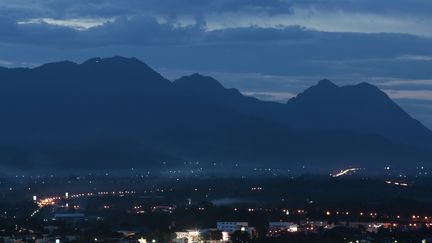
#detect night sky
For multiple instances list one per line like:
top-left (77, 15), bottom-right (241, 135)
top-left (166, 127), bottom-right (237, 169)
top-left (1, 0), bottom-right (431, 128)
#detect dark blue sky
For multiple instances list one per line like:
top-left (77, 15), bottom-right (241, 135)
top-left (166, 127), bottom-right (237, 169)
top-left (1, 0), bottom-right (432, 128)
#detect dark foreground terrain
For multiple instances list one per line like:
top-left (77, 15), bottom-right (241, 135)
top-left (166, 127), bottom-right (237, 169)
top-left (2, 170), bottom-right (432, 242)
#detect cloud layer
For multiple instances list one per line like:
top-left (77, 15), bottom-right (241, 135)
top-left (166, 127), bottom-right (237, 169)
top-left (0, 0), bottom-right (431, 128)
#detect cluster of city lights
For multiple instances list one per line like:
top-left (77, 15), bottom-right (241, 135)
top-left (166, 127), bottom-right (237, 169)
top-left (34, 190), bottom-right (137, 210)
top-left (250, 187), bottom-right (263, 191)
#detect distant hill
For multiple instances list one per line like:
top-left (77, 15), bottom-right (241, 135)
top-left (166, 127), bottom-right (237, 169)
top-left (286, 79), bottom-right (432, 145)
top-left (0, 56), bottom-right (430, 172)
top-left (174, 75), bottom-right (432, 145)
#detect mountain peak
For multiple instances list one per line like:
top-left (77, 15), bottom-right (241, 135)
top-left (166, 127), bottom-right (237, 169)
top-left (313, 79), bottom-right (339, 91)
top-left (286, 79), bottom-right (432, 141)
top-left (353, 82), bottom-right (382, 92)
top-left (317, 79), bottom-right (338, 87)
top-left (82, 57), bottom-right (102, 65)
top-left (290, 79), bottom-right (390, 104)
top-left (13, 56), bottom-right (170, 89)
top-left (81, 56), bottom-right (146, 67)
top-left (78, 56), bottom-right (167, 83)
top-left (288, 79), bottom-right (338, 103)
top-left (35, 60), bottom-right (78, 71)
top-left (174, 73), bottom-right (225, 91)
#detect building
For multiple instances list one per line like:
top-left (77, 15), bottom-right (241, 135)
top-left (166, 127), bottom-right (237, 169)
top-left (269, 222), bottom-right (298, 232)
top-left (216, 222), bottom-right (248, 233)
top-left (53, 213), bottom-right (85, 222)
top-left (174, 230), bottom-right (200, 243)
top-left (300, 220), bottom-right (333, 232)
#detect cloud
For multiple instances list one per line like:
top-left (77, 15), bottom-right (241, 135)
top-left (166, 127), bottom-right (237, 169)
top-left (3, 0), bottom-right (432, 38)
top-left (379, 79), bottom-right (432, 86)
top-left (205, 7), bottom-right (432, 37)
top-left (397, 55), bottom-right (432, 61)
top-left (18, 17), bottom-right (115, 31)
top-left (376, 79), bottom-right (432, 92)
top-left (242, 91), bottom-right (296, 102)
top-left (384, 90), bottom-right (432, 101)
top-left (0, 60), bottom-right (13, 66)
top-left (1, 0), bottom-right (432, 49)
top-left (3, 0), bottom-right (432, 20)
top-left (205, 26), bottom-right (314, 42)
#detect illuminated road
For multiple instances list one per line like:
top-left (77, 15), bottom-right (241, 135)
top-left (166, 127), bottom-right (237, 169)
top-left (30, 190), bottom-right (136, 217)
top-left (330, 168), bottom-right (359, 177)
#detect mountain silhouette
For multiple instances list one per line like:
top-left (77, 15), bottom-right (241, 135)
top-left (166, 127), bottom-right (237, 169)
top-left (286, 79), bottom-right (432, 144)
top-left (0, 56), bottom-right (430, 173)
top-left (175, 74), bottom-right (432, 145)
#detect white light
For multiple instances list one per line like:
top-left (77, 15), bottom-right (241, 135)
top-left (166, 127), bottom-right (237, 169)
top-left (33, 195), bottom-right (37, 201)
top-left (288, 225), bottom-right (298, 232)
top-left (222, 232), bottom-right (229, 241)
top-left (138, 238), bottom-right (147, 243)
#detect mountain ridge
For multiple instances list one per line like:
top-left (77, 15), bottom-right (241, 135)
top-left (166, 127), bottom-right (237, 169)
top-left (0, 56), bottom-right (430, 172)
top-left (285, 78), bottom-right (432, 143)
